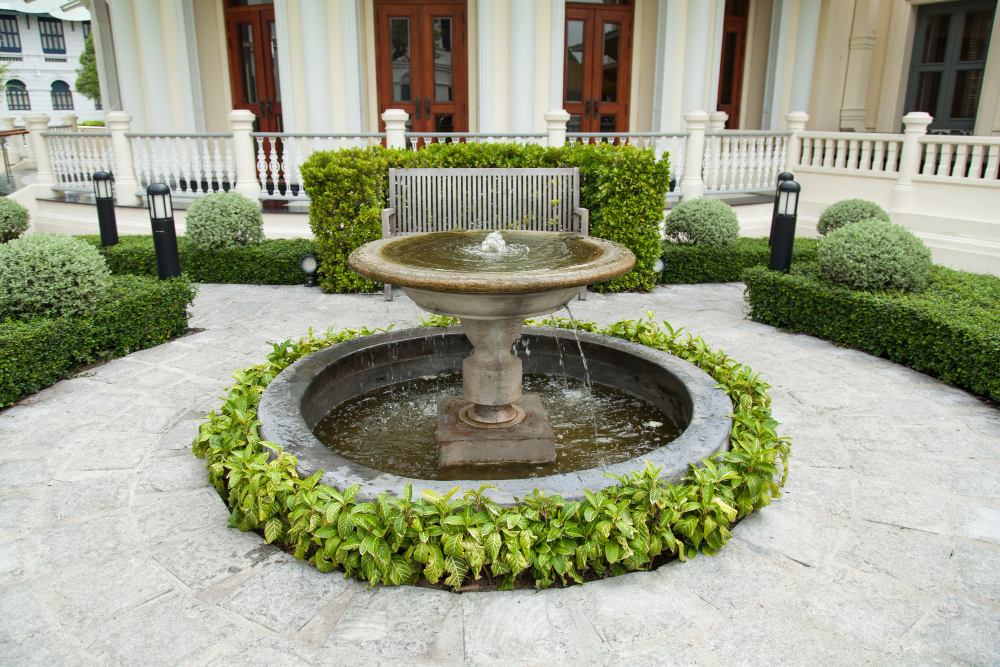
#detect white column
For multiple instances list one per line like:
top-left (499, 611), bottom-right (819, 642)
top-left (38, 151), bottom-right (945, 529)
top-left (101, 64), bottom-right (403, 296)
top-left (106, 111), bottom-right (142, 206)
top-left (840, 0), bottom-right (879, 132)
top-left (708, 111), bottom-right (728, 132)
top-left (789, 0), bottom-right (823, 115)
top-left (681, 1), bottom-right (712, 115)
top-left (888, 112), bottom-right (932, 212)
top-left (680, 110), bottom-right (708, 199)
top-left (300, 0), bottom-right (333, 133)
top-left (785, 111), bottom-right (808, 171)
top-left (229, 110), bottom-right (262, 203)
top-left (273, 0), bottom-right (297, 132)
top-left (2, 116), bottom-right (20, 163)
top-left (174, 0), bottom-right (206, 132)
top-left (652, 0), bottom-right (680, 132)
top-left (90, 0), bottom-right (121, 113)
top-left (134, 0), bottom-right (174, 131)
top-left (107, 0), bottom-right (147, 128)
top-left (59, 113), bottom-right (79, 129)
top-left (383, 109), bottom-right (408, 149)
top-left (24, 113), bottom-right (54, 198)
top-left (708, 0), bottom-right (726, 115)
top-left (342, 0), bottom-right (366, 133)
top-left (544, 109), bottom-right (570, 147)
top-left (477, 0), bottom-right (494, 132)
top-left (509, 0), bottom-right (536, 133)
top-left (549, 0), bottom-right (566, 110)
top-left (762, 0), bottom-right (792, 130)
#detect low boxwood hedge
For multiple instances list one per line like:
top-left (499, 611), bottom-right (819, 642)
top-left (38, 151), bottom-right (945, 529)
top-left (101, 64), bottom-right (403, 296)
top-left (660, 237), bottom-right (819, 284)
top-left (744, 263), bottom-right (1000, 402)
top-left (78, 235), bottom-right (319, 285)
top-left (0, 275), bottom-right (195, 406)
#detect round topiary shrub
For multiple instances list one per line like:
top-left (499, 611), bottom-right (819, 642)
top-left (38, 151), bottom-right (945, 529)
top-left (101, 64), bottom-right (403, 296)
top-left (663, 198), bottom-right (739, 249)
top-left (0, 197), bottom-right (30, 243)
top-left (0, 233), bottom-right (111, 319)
top-left (816, 198), bottom-right (890, 236)
top-left (184, 192), bottom-right (264, 251)
top-left (818, 219), bottom-right (932, 292)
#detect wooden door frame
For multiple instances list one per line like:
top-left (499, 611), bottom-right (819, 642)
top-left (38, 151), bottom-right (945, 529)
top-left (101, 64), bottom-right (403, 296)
top-left (224, 3), bottom-right (282, 132)
top-left (717, 12), bottom-right (748, 129)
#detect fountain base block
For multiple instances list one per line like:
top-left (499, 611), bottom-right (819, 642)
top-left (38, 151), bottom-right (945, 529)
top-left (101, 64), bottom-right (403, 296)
top-left (437, 395), bottom-right (556, 467)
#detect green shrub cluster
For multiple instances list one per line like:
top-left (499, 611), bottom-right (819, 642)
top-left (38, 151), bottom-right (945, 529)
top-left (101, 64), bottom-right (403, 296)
top-left (78, 235), bottom-right (319, 285)
top-left (0, 198), bottom-right (30, 243)
top-left (192, 315), bottom-right (791, 590)
top-left (817, 220), bottom-right (932, 292)
top-left (816, 198), bottom-right (890, 236)
top-left (744, 263), bottom-right (1000, 401)
top-left (184, 191), bottom-right (265, 251)
top-left (660, 237), bottom-right (819, 284)
top-left (0, 275), bottom-right (195, 406)
top-left (299, 142), bottom-right (671, 293)
top-left (663, 198), bottom-right (740, 249)
top-left (0, 233), bottom-right (110, 320)
top-left (79, 120), bottom-right (105, 127)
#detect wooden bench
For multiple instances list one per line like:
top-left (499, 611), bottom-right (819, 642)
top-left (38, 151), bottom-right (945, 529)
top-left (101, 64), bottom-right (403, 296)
top-left (380, 167), bottom-right (590, 301)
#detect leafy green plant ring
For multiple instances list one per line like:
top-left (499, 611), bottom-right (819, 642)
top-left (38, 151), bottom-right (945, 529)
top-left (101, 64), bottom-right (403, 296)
top-left (192, 315), bottom-right (791, 590)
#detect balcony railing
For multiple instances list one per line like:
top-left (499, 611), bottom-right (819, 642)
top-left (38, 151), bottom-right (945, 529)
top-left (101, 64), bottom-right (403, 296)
top-left (128, 133), bottom-right (235, 197)
top-left (252, 133), bottom-right (385, 200)
top-left (42, 131), bottom-right (114, 192)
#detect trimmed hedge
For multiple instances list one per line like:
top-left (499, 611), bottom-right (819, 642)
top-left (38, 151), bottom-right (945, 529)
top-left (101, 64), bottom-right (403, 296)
top-left (660, 237), bottom-right (819, 284)
top-left (744, 264), bottom-right (1000, 402)
top-left (300, 142), bottom-right (671, 294)
top-left (79, 235), bottom-right (319, 285)
top-left (0, 275), bottom-right (195, 406)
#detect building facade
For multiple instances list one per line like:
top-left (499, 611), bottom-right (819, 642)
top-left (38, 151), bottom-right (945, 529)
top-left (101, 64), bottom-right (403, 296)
top-left (85, 0), bottom-right (999, 137)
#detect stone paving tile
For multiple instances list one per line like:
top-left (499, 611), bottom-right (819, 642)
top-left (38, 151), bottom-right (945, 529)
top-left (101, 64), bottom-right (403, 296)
top-left (2, 283), bottom-right (999, 666)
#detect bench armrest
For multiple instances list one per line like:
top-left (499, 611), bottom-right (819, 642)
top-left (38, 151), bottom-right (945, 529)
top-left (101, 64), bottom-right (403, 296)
top-left (381, 208), bottom-right (396, 238)
top-left (573, 207), bottom-right (589, 237)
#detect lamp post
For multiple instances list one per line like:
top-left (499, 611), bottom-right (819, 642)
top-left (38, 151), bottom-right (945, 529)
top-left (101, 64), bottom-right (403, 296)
top-left (768, 179), bottom-right (800, 273)
top-left (92, 171), bottom-right (118, 247)
top-left (146, 183), bottom-right (181, 279)
top-left (769, 172), bottom-right (795, 246)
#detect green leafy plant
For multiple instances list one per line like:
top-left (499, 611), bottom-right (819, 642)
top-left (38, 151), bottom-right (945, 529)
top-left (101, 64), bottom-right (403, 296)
top-left (299, 142), bottom-right (671, 294)
top-left (816, 198), bottom-right (890, 236)
top-left (75, 33), bottom-right (100, 105)
top-left (191, 314), bottom-right (791, 590)
top-left (79, 120), bottom-right (105, 127)
top-left (0, 197), bottom-right (30, 243)
top-left (744, 263), bottom-right (1000, 401)
top-left (0, 233), bottom-right (111, 320)
top-left (660, 236), bottom-right (819, 284)
top-left (184, 192), bottom-right (265, 252)
top-left (662, 198), bottom-right (740, 250)
top-left (818, 219), bottom-right (932, 292)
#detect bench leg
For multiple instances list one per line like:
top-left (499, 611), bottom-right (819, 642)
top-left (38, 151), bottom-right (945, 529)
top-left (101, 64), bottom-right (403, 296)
top-left (385, 283), bottom-right (393, 301)
top-left (578, 286), bottom-right (587, 300)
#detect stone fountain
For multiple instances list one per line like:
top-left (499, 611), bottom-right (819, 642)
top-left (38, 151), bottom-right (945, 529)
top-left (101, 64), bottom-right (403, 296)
top-left (346, 230), bottom-right (635, 467)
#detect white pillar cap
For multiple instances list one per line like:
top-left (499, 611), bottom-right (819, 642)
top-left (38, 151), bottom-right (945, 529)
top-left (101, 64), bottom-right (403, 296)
top-left (381, 109), bottom-right (409, 123)
top-left (543, 109), bottom-right (570, 122)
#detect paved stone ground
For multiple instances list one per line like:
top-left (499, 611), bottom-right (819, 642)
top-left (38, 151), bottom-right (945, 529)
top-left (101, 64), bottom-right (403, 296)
top-left (2, 283), bottom-right (999, 666)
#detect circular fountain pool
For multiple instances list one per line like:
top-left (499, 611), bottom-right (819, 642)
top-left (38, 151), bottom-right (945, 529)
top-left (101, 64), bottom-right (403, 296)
top-left (258, 326), bottom-right (732, 505)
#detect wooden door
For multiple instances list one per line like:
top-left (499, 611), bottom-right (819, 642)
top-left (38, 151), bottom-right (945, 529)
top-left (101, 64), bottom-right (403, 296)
top-left (716, 0), bottom-right (748, 129)
top-left (225, 3), bottom-right (283, 132)
top-left (375, 1), bottom-right (468, 133)
top-left (564, 4), bottom-right (634, 133)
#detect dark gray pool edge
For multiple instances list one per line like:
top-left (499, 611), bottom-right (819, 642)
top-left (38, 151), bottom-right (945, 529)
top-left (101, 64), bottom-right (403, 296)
top-left (258, 326), bottom-right (733, 505)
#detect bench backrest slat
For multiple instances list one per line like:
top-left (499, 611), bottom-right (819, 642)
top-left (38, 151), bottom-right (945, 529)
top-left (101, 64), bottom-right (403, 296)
top-left (387, 168), bottom-right (582, 235)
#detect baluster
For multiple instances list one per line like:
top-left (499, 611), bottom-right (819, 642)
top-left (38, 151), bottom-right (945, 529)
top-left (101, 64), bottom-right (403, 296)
top-left (858, 140), bottom-right (871, 170)
top-left (886, 141), bottom-right (900, 173)
top-left (954, 144), bottom-right (970, 178)
top-left (81, 136), bottom-right (93, 187)
top-left (169, 137), bottom-right (180, 191)
top-left (834, 139), bottom-right (847, 169)
top-left (224, 138), bottom-right (236, 192)
top-left (984, 145), bottom-right (1000, 181)
top-left (822, 139), bottom-right (834, 168)
top-left (936, 143), bottom-right (952, 177)
top-left (872, 141), bottom-right (885, 172)
top-left (256, 136), bottom-right (268, 192)
top-left (178, 137), bottom-right (192, 194)
top-left (280, 137), bottom-right (293, 196)
top-left (268, 137), bottom-right (280, 195)
top-left (293, 138), bottom-right (306, 194)
top-left (968, 143), bottom-right (985, 180)
top-left (920, 142), bottom-right (935, 176)
top-left (212, 138), bottom-right (224, 192)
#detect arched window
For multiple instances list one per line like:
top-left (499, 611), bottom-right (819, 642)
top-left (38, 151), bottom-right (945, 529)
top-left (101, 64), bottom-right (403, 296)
top-left (51, 80), bottom-right (73, 110)
top-left (6, 79), bottom-right (29, 110)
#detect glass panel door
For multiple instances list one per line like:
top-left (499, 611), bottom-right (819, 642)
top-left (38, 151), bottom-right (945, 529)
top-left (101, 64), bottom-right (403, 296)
top-left (563, 4), bottom-right (633, 133)
top-left (716, 1), bottom-right (748, 129)
top-left (226, 4), bottom-right (282, 132)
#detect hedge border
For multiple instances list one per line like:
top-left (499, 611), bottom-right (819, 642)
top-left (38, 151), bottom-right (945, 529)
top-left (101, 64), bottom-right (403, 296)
top-left (744, 264), bottom-right (1000, 402)
top-left (191, 314), bottom-right (791, 591)
top-left (660, 237), bottom-right (819, 284)
top-left (0, 275), bottom-right (196, 406)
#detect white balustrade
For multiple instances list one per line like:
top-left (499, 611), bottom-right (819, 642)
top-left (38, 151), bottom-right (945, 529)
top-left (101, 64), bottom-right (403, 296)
top-left (566, 132), bottom-right (687, 196)
top-left (253, 134), bottom-right (385, 200)
top-left (702, 132), bottom-right (789, 193)
top-left (918, 136), bottom-right (1000, 182)
top-left (42, 131), bottom-right (115, 192)
top-left (128, 134), bottom-right (236, 197)
top-left (797, 131), bottom-right (904, 175)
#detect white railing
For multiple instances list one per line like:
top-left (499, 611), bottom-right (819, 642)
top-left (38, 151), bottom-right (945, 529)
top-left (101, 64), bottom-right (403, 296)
top-left (42, 131), bottom-right (115, 192)
top-left (797, 131), bottom-right (904, 175)
top-left (703, 131), bottom-right (789, 193)
top-left (567, 132), bottom-right (687, 196)
top-left (253, 133), bottom-right (385, 200)
top-left (406, 132), bottom-right (547, 151)
top-left (128, 133), bottom-right (236, 197)
top-left (918, 135), bottom-right (1000, 182)
top-left (46, 124), bottom-right (74, 133)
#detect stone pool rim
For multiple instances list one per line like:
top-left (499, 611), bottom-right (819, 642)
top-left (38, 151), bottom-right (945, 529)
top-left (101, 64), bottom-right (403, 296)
top-left (257, 326), bottom-right (733, 505)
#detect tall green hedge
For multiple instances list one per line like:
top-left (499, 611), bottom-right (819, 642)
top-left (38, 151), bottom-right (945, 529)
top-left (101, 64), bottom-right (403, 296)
top-left (660, 237), bottom-right (819, 284)
top-left (78, 235), bottom-right (319, 285)
top-left (0, 275), bottom-right (195, 406)
top-left (744, 264), bottom-right (1000, 401)
top-left (299, 142), bottom-right (671, 293)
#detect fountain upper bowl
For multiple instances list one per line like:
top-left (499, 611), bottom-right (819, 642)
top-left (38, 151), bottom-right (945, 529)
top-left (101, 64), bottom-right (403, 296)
top-left (347, 230), bottom-right (635, 294)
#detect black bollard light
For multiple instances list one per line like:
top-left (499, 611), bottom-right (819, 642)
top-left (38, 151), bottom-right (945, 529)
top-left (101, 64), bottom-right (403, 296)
top-left (300, 254), bottom-right (320, 286)
top-left (768, 179), bottom-right (800, 273)
top-left (147, 183), bottom-right (181, 279)
top-left (93, 171), bottom-right (118, 247)
top-left (769, 172), bottom-right (795, 246)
